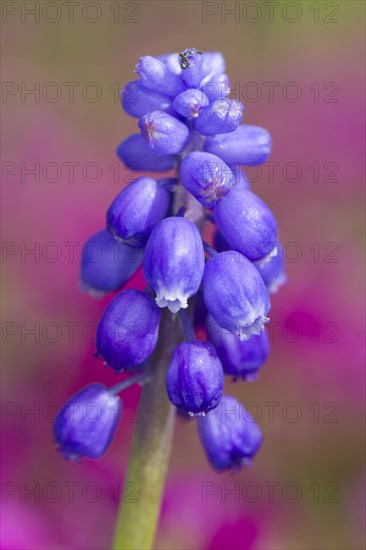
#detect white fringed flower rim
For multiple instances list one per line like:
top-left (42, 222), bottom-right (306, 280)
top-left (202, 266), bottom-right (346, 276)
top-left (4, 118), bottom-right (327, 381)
top-left (155, 288), bottom-right (189, 314)
top-left (237, 315), bottom-right (270, 342)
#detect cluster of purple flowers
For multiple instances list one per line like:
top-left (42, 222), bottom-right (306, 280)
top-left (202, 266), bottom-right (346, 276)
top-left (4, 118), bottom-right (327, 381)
top-left (54, 49), bottom-right (286, 472)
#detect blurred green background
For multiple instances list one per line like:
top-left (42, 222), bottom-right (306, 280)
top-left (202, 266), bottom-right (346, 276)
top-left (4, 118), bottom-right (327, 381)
top-left (1, 1), bottom-right (365, 549)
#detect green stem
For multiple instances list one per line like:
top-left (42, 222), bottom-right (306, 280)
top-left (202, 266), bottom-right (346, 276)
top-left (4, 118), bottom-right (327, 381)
top-left (112, 309), bottom-right (183, 550)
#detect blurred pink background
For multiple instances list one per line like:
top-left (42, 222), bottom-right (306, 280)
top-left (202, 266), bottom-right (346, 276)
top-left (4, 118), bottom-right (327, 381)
top-left (1, 1), bottom-right (365, 549)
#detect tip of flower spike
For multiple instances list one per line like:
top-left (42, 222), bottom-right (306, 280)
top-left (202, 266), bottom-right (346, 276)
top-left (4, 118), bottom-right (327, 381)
top-left (238, 316), bottom-right (270, 342)
top-left (155, 289), bottom-right (188, 314)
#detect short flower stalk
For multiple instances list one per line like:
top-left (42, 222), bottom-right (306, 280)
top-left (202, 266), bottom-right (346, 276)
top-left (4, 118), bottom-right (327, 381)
top-left (54, 48), bottom-right (287, 550)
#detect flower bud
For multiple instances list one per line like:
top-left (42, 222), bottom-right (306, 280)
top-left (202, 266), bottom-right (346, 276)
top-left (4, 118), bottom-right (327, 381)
top-left (198, 394), bottom-right (262, 472)
top-left (173, 89), bottom-right (209, 118)
top-left (207, 314), bottom-right (270, 380)
top-left (194, 99), bottom-right (244, 135)
top-left (121, 80), bottom-right (174, 119)
top-left (201, 73), bottom-right (230, 101)
top-left (143, 217), bottom-right (204, 313)
top-left (179, 48), bottom-right (204, 88)
top-left (107, 177), bottom-right (170, 247)
top-left (254, 244), bottom-right (287, 294)
top-left (203, 251), bottom-right (271, 341)
top-left (54, 384), bottom-right (121, 460)
top-left (136, 56), bottom-right (185, 97)
top-left (180, 152), bottom-right (234, 208)
top-left (138, 111), bottom-right (190, 155)
top-left (80, 230), bottom-right (143, 295)
top-left (204, 124), bottom-right (271, 165)
top-left (214, 186), bottom-right (278, 261)
top-left (96, 289), bottom-right (161, 371)
top-left (117, 134), bottom-right (176, 172)
top-left (166, 342), bottom-right (224, 415)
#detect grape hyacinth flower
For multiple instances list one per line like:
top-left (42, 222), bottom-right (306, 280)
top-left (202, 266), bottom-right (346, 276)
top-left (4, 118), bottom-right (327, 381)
top-left (143, 217), bottom-right (205, 313)
top-left (179, 48), bottom-right (204, 87)
top-left (207, 314), bottom-right (270, 380)
top-left (203, 251), bottom-right (271, 340)
top-left (138, 111), bottom-right (190, 155)
top-left (80, 230), bottom-right (143, 295)
top-left (194, 98), bottom-right (244, 135)
top-left (204, 124), bottom-right (272, 165)
top-left (96, 289), bottom-right (161, 371)
top-left (198, 395), bottom-right (263, 472)
top-left (54, 383), bottom-right (121, 460)
top-left (117, 134), bottom-right (177, 171)
top-left (180, 151), bottom-right (234, 207)
top-left (107, 176), bottom-right (171, 247)
top-left (173, 88), bottom-right (209, 118)
top-left (121, 80), bottom-right (174, 119)
top-left (57, 48), bottom-right (286, 549)
top-left (214, 185), bottom-right (278, 261)
top-left (166, 341), bottom-right (224, 415)
top-left (136, 56), bottom-right (185, 97)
